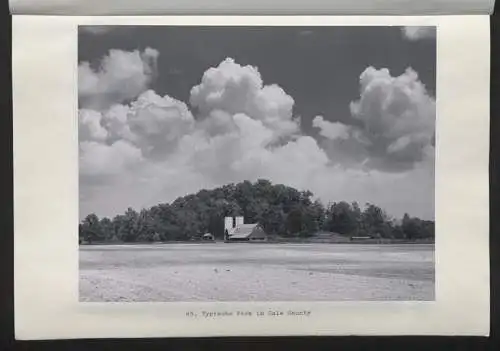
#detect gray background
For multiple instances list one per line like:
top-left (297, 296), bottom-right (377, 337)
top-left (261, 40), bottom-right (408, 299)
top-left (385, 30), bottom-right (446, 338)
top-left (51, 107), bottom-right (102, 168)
top-left (10, 0), bottom-right (496, 15)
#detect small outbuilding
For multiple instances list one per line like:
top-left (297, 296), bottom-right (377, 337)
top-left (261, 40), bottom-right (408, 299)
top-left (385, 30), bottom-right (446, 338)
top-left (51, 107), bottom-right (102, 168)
top-left (202, 233), bottom-right (215, 241)
top-left (350, 236), bottom-right (373, 241)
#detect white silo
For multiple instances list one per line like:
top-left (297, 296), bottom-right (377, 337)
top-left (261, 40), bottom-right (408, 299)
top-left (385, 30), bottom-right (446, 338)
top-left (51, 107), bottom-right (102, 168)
top-left (235, 216), bottom-right (244, 226)
top-left (224, 217), bottom-right (234, 233)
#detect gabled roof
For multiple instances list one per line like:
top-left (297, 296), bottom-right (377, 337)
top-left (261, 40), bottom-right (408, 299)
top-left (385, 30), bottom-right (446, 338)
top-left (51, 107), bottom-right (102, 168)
top-left (228, 223), bottom-right (259, 239)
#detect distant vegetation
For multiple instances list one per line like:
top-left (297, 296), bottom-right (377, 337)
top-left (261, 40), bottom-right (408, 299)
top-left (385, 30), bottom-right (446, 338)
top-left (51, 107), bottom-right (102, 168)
top-left (79, 179), bottom-right (435, 243)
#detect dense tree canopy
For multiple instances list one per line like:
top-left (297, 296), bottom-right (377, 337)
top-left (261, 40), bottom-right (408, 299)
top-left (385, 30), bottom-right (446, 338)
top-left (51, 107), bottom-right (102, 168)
top-left (79, 179), bottom-right (435, 243)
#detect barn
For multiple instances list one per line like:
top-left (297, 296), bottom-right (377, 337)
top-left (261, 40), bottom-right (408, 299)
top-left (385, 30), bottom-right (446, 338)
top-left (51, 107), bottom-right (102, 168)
top-left (224, 216), bottom-right (267, 242)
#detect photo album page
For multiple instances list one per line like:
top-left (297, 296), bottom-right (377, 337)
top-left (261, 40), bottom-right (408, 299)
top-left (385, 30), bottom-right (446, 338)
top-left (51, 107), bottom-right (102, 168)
top-left (11, 0), bottom-right (494, 340)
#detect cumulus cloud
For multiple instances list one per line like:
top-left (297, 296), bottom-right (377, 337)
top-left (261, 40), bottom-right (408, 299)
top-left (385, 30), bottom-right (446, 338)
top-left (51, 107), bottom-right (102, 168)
top-left (114, 90), bottom-right (195, 159)
top-left (190, 58), bottom-right (298, 139)
top-left (350, 67), bottom-right (435, 170)
top-left (401, 26), bottom-right (436, 41)
top-left (79, 90), bottom-right (195, 181)
top-left (79, 56), bottom-right (434, 221)
top-left (79, 109), bottom-right (108, 142)
top-left (312, 116), bottom-right (351, 140)
top-left (78, 48), bottom-right (159, 110)
top-left (80, 140), bottom-right (143, 177)
top-left (314, 66), bottom-right (435, 172)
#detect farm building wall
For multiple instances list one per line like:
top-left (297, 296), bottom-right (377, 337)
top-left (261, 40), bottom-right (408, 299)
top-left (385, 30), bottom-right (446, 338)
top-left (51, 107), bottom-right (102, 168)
top-left (225, 225), bottom-right (267, 242)
top-left (248, 226), bottom-right (267, 240)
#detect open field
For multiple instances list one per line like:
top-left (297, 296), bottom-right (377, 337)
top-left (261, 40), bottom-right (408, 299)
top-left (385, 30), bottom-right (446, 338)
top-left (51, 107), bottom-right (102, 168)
top-left (80, 243), bottom-right (434, 302)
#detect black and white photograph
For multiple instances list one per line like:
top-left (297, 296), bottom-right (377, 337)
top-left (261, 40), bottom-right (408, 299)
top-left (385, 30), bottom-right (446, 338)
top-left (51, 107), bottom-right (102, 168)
top-left (78, 25), bottom-right (436, 302)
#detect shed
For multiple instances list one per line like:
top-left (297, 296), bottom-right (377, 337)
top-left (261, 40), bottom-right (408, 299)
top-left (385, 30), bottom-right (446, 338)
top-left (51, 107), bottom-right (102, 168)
top-left (202, 233), bottom-right (215, 241)
top-left (350, 236), bottom-right (373, 241)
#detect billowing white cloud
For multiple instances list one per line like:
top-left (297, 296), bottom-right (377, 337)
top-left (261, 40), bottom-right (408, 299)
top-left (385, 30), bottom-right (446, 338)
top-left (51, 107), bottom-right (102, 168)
top-left (79, 56), bottom-right (434, 221)
top-left (350, 66), bottom-right (435, 170)
top-left (100, 104), bottom-right (137, 143)
top-left (112, 90), bottom-right (195, 159)
top-left (78, 48), bottom-right (159, 110)
top-left (190, 58), bottom-right (298, 139)
top-left (314, 66), bottom-right (435, 172)
top-left (80, 140), bottom-right (143, 177)
top-left (79, 109), bottom-right (108, 142)
top-left (79, 90), bottom-right (195, 180)
top-left (401, 26), bottom-right (436, 41)
top-left (312, 116), bottom-right (351, 140)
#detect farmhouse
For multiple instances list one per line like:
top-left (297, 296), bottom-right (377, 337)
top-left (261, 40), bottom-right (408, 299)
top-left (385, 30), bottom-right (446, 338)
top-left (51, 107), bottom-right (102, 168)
top-left (224, 216), bottom-right (267, 242)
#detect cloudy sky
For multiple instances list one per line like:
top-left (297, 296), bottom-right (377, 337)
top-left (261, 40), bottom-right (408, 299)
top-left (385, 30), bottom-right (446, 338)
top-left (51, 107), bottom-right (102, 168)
top-left (78, 25), bottom-right (436, 221)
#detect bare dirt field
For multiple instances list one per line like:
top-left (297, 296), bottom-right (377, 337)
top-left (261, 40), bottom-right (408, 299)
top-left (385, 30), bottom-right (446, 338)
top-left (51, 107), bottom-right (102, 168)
top-left (79, 243), bottom-right (434, 302)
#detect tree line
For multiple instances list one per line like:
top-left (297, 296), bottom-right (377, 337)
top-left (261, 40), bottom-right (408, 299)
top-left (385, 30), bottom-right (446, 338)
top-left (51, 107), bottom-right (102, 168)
top-left (79, 179), bottom-right (434, 243)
